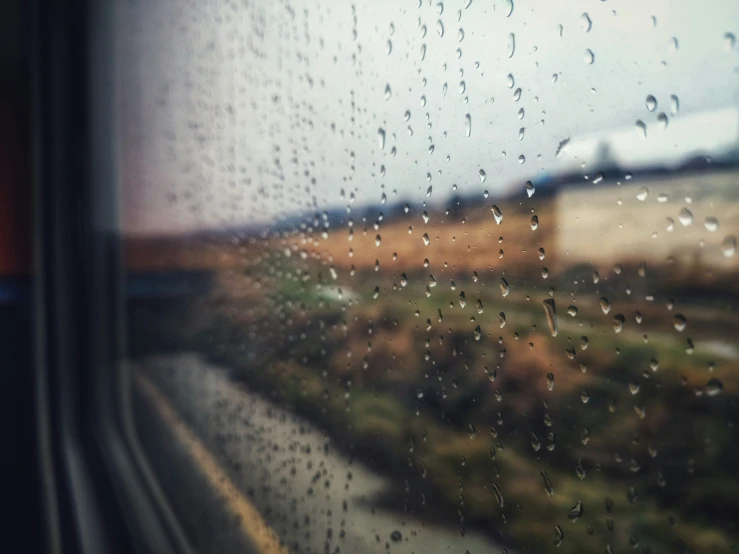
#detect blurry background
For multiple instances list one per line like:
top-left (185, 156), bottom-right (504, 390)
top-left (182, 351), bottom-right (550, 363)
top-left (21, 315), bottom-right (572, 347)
top-left (119, 1), bottom-right (739, 553)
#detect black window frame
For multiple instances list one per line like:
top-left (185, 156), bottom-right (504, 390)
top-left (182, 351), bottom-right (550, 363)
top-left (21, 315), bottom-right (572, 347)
top-left (32, 0), bottom-right (192, 552)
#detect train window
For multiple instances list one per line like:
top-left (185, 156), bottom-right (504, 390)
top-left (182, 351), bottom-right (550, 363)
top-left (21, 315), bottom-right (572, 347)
top-left (119, 1), bottom-right (739, 553)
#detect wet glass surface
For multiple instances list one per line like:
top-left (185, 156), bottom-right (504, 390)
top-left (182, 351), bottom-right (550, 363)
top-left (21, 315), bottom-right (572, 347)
top-left (119, 1), bottom-right (739, 553)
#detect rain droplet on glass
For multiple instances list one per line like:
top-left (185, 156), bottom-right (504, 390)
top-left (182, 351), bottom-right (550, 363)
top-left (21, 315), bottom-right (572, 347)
top-left (678, 208), bottom-right (693, 226)
top-left (579, 13), bottom-right (592, 32)
top-left (507, 33), bottom-right (516, 58)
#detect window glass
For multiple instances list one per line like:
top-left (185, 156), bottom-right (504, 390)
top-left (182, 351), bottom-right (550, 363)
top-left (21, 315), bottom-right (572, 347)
top-left (119, 1), bottom-right (739, 553)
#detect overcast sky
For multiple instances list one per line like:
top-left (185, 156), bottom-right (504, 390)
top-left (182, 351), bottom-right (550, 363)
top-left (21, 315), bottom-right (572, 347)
top-left (118, 0), bottom-right (739, 234)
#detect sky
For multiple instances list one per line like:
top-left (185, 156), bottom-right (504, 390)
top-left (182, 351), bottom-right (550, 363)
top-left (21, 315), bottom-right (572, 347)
top-left (117, 0), bottom-right (739, 234)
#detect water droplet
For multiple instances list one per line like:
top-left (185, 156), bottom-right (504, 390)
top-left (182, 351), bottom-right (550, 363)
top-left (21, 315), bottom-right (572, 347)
top-left (386, 39), bottom-right (393, 55)
top-left (568, 501), bottom-right (583, 521)
top-left (635, 120), bottom-right (647, 138)
top-left (678, 208), bottom-right (693, 226)
top-left (492, 483), bottom-right (504, 507)
top-left (706, 378), bottom-right (724, 396)
top-left (518, 154), bottom-right (525, 164)
top-left (579, 13), bottom-right (592, 32)
top-left (567, 305), bottom-right (578, 317)
top-left (499, 278), bottom-right (510, 297)
top-left (584, 49), bottom-right (595, 64)
top-left (507, 33), bottom-right (516, 57)
top-left (404, 110), bottom-right (411, 122)
top-left (704, 217), bottom-right (719, 232)
top-left (384, 84), bottom-right (392, 100)
top-left (666, 217), bottom-right (675, 231)
top-left (542, 299), bottom-right (558, 337)
top-left (541, 470), bottom-right (554, 496)
top-left (612, 314), bottom-right (625, 333)
top-left (670, 95), bottom-right (680, 115)
top-left (400, 273), bottom-right (408, 287)
top-left (420, 95), bottom-right (426, 107)
top-left (531, 432), bottom-right (541, 452)
top-left (479, 169), bottom-right (486, 182)
top-left (581, 390), bottom-right (590, 403)
top-left (373, 286), bottom-right (380, 299)
top-left (722, 235), bottom-right (736, 257)
top-left (576, 457), bottom-right (586, 479)
top-left (462, 422), bottom-right (476, 440)
top-left (673, 313), bottom-right (687, 332)
top-left (458, 80), bottom-right (466, 94)
top-left (600, 297), bottom-right (611, 314)
top-left (375, 234), bottom-right (382, 247)
top-left (657, 112), bottom-right (669, 129)
top-left (506, 74), bottom-right (514, 89)
top-left (464, 113), bottom-right (471, 137)
top-left (636, 187), bottom-right (648, 201)
top-left (420, 44), bottom-right (426, 61)
top-left (555, 137), bottom-right (570, 157)
top-left (513, 87), bottom-right (522, 101)
top-left (538, 247), bottom-right (546, 260)
top-left (390, 530), bottom-right (402, 542)
top-left (436, 19), bottom-right (444, 37)
top-left (669, 36), bottom-right (679, 51)
top-left (530, 215), bottom-right (539, 230)
top-left (645, 94), bottom-right (657, 112)
top-left (422, 233), bottom-right (430, 246)
top-left (457, 28), bottom-right (465, 42)
top-left (553, 525), bottom-right (564, 547)
top-left (628, 379), bottom-right (640, 395)
top-left (504, 0), bottom-right (514, 17)
top-left (377, 128), bottom-right (386, 149)
top-left (546, 372), bottom-right (555, 391)
top-left (491, 205), bottom-right (503, 225)
top-left (423, 211), bottom-right (430, 223)
top-left (724, 32), bottom-right (736, 51)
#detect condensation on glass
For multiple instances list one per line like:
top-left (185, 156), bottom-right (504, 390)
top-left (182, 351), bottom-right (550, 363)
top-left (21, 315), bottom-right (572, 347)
top-left (117, 1), bottom-right (739, 553)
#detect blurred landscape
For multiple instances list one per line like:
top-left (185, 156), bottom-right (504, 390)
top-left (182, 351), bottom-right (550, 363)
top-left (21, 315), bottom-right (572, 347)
top-left (127, 165), bottom-right (739, 554)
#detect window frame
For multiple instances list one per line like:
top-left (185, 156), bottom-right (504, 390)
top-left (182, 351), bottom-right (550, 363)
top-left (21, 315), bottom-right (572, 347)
top-left (32, 0), bottom-right (193, 552)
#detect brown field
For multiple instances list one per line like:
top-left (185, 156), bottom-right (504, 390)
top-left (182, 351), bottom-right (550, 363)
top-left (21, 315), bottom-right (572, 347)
top-left (291, 202), bottom-right (558, 275)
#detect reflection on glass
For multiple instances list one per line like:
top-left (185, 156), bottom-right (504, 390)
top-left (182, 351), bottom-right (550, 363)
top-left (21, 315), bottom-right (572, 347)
top-left (119, 1), bottom-right (739, 553)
